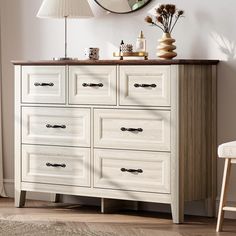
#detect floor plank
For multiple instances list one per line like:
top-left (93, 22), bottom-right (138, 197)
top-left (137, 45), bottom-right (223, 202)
top-left (0, 198), bottom-right (235, 235)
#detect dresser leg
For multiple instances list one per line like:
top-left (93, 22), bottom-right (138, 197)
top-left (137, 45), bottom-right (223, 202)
top-left (50, 194), bottom-right (61, 203)
top-left (171, 201), bottom-right (184, 224)
top-left (15, 190), bottom-right (26, 208)
top-left (101, 198), bottom-right (120, 213)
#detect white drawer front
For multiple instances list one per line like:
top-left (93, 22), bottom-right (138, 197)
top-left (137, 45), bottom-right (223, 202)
top-left (69, 66), bottom-right (117, 105)
top-left (22, 66), bottom-right (66, 104)
top-left (120, 66), bottom-right (170, 106)
top-left (94, 109), bottom-right (170, 151)
top-left (94, 149), bottom-right (170, 193)
top-left (22, 107), bottom-right (90, 147)
top-left (22, 145), bottom-right (90, 187)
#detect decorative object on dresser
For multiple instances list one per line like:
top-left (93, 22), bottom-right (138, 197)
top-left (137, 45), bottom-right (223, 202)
top-left (136, 31), bottom-right (146, 52)
top-left (37, 0), bottom-right (94, 60)
top-left (84, 48), bottom-right (100, 60)
top-left (145, 4), bottom-right (184, 59)
top-left (113, 40), bottom-right (148, 60)
top-left (157, 33), bottom-right (177, 60)
top-left (13, 59), bottom-right (219, 224)
top-left (120, 43), bottom-right (133, 53)
top-left (113, 51), bottom-right (149, 60)
top-left (94, 0), bottom-right (152, 14)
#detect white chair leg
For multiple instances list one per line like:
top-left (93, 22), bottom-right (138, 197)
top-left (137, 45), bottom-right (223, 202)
top-left (216, 158), bottom-right (231, 232)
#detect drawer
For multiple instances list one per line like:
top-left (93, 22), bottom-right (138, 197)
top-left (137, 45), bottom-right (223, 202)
top-left (120, 66), bottom-right (170, 106)
top-left (22, 145), bottom-right (90, 187)
top-left (94, 149), bottom-right (170, 193)
top-left (22, 66), bottom-right (66, 104)
top-left (22, 107), bottom-right (90, 147)
top-left (69, 66), bottom-right (117, 105)
top-left (94, 109), bottom-right (170, 151)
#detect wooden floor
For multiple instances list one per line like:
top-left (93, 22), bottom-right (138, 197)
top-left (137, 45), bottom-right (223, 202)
top-left (0, 198), bottom-right (235, 235)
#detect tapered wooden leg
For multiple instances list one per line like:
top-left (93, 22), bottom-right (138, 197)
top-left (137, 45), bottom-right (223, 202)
top-left (171, 169), bottom-right (184, 224)
top-left (216, 158), bottom-right (231, 232)
top-left (50, 194), bottom-right (61, 203)
top-left (15, 190), bottom-right (26, 208)
top-left (171, 200), bottom-right (184, 224)
top-left (54, 194), bottom-right (61, 203)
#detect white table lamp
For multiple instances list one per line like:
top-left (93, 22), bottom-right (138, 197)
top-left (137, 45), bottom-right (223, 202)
top-left (37, 0), bottom-right (94, 60)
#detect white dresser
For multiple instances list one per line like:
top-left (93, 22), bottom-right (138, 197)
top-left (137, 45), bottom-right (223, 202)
top-left (13, 59), bottom-right (218, 223)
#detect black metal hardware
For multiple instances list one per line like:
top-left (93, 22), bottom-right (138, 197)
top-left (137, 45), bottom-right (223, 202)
top-left (121, 127), bottom-right (143, 132)
top-left (121, 168), bottom-right (143, 173)
top-left (46, 124), bottom-right (66, 129)
top-left (82, 83), bottom-right (103, 87)
top-left (46, 163), bottom-right (66, 168)
top-left (134, 83), bottom-right (157, 88)
top-left (34, 82), bottom-right (54, 87)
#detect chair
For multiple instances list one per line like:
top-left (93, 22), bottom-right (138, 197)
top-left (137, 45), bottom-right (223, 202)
top-left (216, 141), bottom-right (236, 232)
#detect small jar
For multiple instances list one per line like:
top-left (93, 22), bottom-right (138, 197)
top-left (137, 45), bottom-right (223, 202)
top-left (120, 44), bottom-right (133, 53)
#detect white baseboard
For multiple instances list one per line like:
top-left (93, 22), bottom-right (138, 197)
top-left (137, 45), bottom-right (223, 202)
top-left (4, 179), bottom-right (236, 219)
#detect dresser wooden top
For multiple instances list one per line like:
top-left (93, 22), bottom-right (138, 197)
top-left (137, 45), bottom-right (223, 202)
top-left (12, 59), bottom-right (219, 66)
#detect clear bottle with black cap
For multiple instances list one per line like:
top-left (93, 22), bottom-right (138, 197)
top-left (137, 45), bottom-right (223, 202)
top-left (136, 31), bottom-right (146, 52)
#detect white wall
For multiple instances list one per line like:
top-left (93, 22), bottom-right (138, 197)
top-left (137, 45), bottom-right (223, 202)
top-left (1, 0), bottom-right (236, 217)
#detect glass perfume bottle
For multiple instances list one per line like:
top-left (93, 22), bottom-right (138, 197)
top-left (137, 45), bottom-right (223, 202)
top-left (136, 31), bottom-right (146, 52)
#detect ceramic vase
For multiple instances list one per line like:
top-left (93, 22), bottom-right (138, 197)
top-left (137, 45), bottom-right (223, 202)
top-left (157, 33), bottom-right (177, 60)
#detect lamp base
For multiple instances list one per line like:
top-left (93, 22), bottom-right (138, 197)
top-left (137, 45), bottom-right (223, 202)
top-left (53, 57), bottom-right (76, 61)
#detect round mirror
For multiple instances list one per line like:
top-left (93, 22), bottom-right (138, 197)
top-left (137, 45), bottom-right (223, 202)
top-left (94, 0), bottom-right (152, 14)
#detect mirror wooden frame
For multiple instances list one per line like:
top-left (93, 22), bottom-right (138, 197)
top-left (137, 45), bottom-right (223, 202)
top-left (94, 0), bottom-right (152, 14)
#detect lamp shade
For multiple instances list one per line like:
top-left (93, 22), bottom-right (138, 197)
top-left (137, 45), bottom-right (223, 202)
top-left (37, 0), bottom-right (94, 19)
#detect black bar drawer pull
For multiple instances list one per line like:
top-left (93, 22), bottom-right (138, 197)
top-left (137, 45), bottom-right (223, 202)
top-left (82, 83), bottom-right (103, 87)
top-left (34, 82), bottom-right (54, 87)
top-left (121, 127), bottom-right (143, 132)
top-left (121, 168), bottom-right (143, 173)
top-left (134, 83), bottom-right (157, 88)
top-left (46, 124), bottom-right (66, 129)
top-left (46, 163), bottom-right (66, 168)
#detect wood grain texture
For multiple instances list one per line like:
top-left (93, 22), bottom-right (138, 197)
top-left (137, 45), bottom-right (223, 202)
top-left (178, 65), bottom-right (217, 206)
top-left (170, 65), bottom-right (183, 223)
top-left (0, 199), bottom-right (236, 235)
top-left (69, 66), bottom-right (117, 105)
top-left (21, 66), bottom-right (66, 104)
top-left (12, 59), bottom-right (219, 66)
top-left (207, 65), bottom-right (217, 217)
top-left (14, 66), bottom-right (25, 208)
top-left (119, 65), bottom-right (171, 107)
top-left (14, 62), bottom-right (218, 224)
top-left (21, 181), bottom-right (172, 204)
